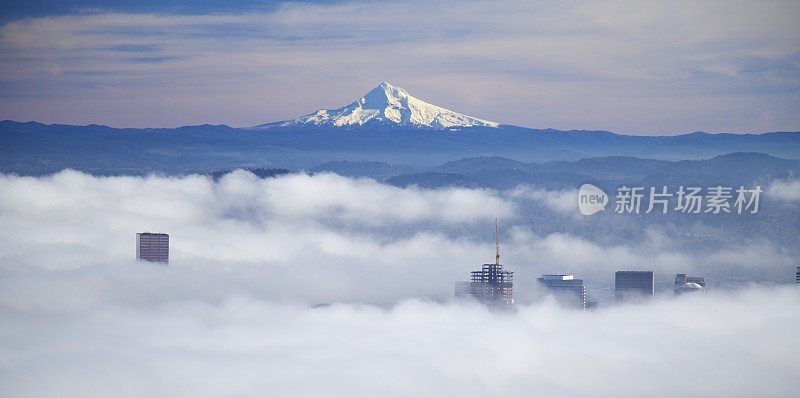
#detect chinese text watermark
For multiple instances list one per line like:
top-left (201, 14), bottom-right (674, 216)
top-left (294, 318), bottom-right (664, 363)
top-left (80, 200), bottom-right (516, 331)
top-left (578, 184), bottom-right (762, 215)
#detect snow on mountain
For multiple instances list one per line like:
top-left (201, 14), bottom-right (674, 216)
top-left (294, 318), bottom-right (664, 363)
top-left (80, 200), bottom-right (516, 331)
top-left (254, 82), bottom-right (500, 129)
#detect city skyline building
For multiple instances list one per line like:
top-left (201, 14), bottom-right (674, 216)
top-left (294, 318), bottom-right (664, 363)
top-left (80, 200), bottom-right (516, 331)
top-left (136, 232), bottom-right (169, 263)
top-left (454, 219), bottom-right (514, 311)
top-left (615, 271), bottom-right (654, 303)
top-left (454, 281), bottom-right (472, 301)
top-left (537, 274), bottom-right (587, 310)
top-left (674, 273), bottom-right (705, 295)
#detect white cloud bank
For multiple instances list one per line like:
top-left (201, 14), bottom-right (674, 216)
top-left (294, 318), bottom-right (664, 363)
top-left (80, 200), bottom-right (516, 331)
top-left (1, 289), bottom-right (798, 397)
top-left (0, 169), bottom-right (513, 225)
top-left (0, 170), bottom-right (794, 306)
top-left (0, 171), bottom-right (799, 395)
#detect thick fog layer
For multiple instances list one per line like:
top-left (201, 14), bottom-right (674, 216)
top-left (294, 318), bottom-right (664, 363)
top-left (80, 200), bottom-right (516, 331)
top-left (0, 170), bottom-right (795, 305)
top-left (1, 289), bottom-right (798, 397)
top-left (1, 171), bottom-right (798, 396)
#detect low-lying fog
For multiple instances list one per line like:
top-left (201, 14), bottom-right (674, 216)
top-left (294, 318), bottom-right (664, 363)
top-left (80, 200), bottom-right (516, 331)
top-left (1, 170), bottom-right (798, 396)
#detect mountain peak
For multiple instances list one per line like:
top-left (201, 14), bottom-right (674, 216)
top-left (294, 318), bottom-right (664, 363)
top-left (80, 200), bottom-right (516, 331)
top-left (256, 82), bottom-right (500, 129)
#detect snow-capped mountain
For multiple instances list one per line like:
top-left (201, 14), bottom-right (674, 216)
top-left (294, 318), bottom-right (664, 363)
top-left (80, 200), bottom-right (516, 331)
top-left (254, 82), bottom-right (500, 129)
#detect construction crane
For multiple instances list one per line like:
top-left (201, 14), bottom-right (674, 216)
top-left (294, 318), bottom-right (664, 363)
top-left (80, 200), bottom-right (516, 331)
top-left (495, 218), bottom-right (500, 265)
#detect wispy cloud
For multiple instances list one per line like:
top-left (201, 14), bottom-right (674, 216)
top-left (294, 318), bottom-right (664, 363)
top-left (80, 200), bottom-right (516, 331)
top-left (0, 0), bottom-right (798, 133)
top-left (767, 179), bottom-right (800, 201)
top-left (510, 186), bottom-right (578, 215)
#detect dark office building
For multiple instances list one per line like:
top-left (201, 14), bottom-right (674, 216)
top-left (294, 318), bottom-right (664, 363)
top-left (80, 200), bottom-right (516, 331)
top-left (796, 267), bottom-right (799, 284)
top-left (615, 271), bottom-right (654, 302)
top-left (136, 232), bottom-right (169, 263)
top-left (537, 274), bottom-right (587, 310)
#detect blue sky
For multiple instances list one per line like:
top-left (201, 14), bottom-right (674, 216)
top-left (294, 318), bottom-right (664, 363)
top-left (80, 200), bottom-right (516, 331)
top-left (0, 0), bottom-right (798, 135)
top-left (0, 1), bottom-right (314, 21)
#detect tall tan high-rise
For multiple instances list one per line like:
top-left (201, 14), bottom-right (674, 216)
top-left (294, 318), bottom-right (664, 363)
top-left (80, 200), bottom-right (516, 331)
top-left (136, 232), bottom-right (169, 263)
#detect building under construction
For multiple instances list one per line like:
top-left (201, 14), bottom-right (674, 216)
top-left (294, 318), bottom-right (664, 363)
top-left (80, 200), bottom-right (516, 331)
top-left (455, 219), bottom-right (514, 311)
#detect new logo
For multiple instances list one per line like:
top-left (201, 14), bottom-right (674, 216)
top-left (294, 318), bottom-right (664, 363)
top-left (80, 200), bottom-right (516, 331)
top-left (578, 184), bottom-right (608, 215)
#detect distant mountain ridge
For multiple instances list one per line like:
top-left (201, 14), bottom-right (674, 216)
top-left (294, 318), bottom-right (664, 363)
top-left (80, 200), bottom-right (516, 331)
top-left (1, 119), bottom-right (799, 175)
top-left (252, 82), bottom-right (500, 129)
top-left (374, 152), bottom-right (800, 190)
top-left (208, 152), bottom-right (800, 192)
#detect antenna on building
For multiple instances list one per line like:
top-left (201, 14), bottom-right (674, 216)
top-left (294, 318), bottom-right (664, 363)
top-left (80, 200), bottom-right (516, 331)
top-left (495, 218), bottom-right (500, 265)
